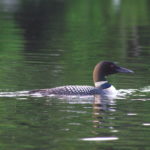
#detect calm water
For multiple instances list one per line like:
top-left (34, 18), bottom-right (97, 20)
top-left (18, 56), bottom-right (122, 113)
top-left (0, 0), bottom-right (150, 150)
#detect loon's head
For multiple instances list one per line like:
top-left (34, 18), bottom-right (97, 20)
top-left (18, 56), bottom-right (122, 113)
top-left (93, 61), bottom-right (133, 83)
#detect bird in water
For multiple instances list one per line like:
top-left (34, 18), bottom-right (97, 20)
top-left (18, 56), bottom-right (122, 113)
top-left (29, 61), bottom-right (133, 97)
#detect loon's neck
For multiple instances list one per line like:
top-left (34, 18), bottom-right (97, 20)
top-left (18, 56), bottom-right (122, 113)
top-left (94, 81), bottom-right (111, 89)
top-left (94, 81), bottom-right (107, 87)
top-left (93, 62), bottom-right (108, 84)
top-left (93, 73), bottom-right (108, 88)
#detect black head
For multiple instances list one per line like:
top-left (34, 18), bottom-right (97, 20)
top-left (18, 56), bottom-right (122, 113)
top-left (93, 61), bottom-right (134, 82)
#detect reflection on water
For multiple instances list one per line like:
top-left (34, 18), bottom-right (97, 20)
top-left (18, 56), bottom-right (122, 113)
top-left (0, 0), bottom-right (149, 150)
top-left (81, 137), bottom-right (119, 141)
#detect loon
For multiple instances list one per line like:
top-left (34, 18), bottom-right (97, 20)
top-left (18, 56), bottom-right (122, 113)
top-left (29, 61), bottom-right (133, 96)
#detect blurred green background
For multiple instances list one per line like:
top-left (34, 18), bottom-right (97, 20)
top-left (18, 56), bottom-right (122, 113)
top-left (0, 0), bottom-right (149, 91)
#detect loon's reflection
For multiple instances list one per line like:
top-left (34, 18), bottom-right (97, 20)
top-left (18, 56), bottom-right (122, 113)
top-left (93, 94), bottom-right (117, 129)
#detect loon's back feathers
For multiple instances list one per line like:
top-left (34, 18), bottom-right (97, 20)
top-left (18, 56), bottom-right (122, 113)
top-left (29, 61), bottom-right (133, 96)
top-left (29, 85), bottom-right (97, 95)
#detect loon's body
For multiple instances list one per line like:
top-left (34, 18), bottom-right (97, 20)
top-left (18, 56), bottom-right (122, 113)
top-left (31, 85), bottom-right (96, 96)
top-left (29, 82), bottom-right (114, 96)
top-left (29, 61), bottom-right (133, 96)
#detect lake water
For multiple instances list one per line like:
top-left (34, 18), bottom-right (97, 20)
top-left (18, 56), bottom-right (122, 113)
top-left (0, 0), bottom-right (150, 150)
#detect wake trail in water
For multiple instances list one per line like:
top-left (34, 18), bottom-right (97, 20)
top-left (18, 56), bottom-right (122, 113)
top-left (0, 91), bottom-right (29, 97)
top-left (0, 86), bottom-right (149, 100)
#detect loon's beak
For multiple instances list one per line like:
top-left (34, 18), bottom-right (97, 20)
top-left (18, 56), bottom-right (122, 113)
top-left (116, 66), bottom-right (134, 73)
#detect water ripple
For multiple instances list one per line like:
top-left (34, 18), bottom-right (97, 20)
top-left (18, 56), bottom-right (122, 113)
top-left (80, 137), bottom-right (119, 141)
top-left (0, 86), bottom-right (149, 102)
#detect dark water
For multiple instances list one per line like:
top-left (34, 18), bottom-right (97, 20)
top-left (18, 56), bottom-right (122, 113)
top-left (0, 0), bottom-right (150, 150)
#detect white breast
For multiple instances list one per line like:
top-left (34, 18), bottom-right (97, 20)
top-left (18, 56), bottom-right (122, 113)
top-left (102, 85), bottom-right (118, 98)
